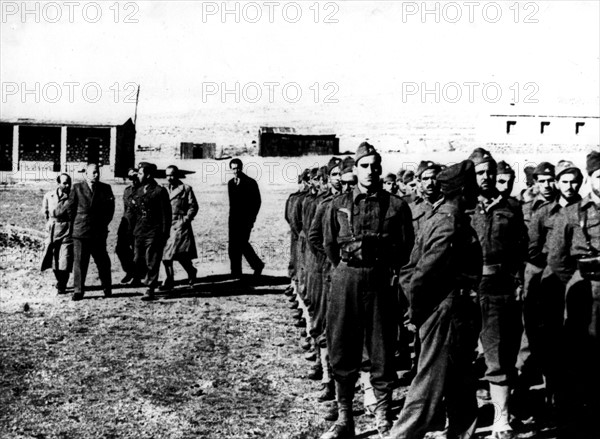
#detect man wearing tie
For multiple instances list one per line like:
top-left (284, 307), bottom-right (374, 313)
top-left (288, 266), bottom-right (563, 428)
top-left (228, 158), bottom-right (264, 278)
top-left (67, 163), bottom-right (115, 301)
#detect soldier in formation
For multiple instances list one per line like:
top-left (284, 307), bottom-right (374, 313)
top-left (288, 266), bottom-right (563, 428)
top-left (282, 145), bottom-right (598, 439)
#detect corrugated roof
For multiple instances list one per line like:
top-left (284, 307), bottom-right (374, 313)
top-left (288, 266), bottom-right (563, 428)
top-left (0, 117), bottom-right (133, 127)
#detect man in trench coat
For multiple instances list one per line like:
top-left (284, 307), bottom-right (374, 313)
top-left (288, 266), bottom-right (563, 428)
top-left (161, 165), bottom-right (199, 288)
top-left (41, 173), bottom-right (73, 294)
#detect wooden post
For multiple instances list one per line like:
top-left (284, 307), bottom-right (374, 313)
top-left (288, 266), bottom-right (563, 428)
top-left (12, 125), bottom-right (19, 174)
top-left (109, 126), bottom-right (117, 179)
top-left (60, 126), bottom-right (67, 173)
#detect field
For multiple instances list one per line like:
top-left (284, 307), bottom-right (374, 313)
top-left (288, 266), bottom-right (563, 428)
top-left (1, 150), bottom-right (592, 439)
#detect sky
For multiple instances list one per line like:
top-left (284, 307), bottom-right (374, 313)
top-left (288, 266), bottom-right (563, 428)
top-left (1, 1), bottom-right (599, 126)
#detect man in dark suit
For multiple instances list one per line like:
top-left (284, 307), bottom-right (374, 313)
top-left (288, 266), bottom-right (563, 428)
top-left (67, 163), bottom-right (115, 301)
top-left (228, 158), bottom-right (264, 278)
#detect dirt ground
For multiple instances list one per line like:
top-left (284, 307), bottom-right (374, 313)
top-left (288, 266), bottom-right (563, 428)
top-left (1, 151), bottom-right (583, 438)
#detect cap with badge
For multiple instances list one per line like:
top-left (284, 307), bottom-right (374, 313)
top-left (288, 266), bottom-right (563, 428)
top-left (533, 162), bottom-right (555, 178)
top-left (497, 161), bottom-right (515, 177)
top-left (586, 151), bottom-right (600, 176)
top-left (468, 147), bottom-right (496, 168)
top-left (416, 160), bottom-right (442, 178)
top-left (555, 160), bottom-right (582, 180)
top-left (327, 157), bottom-right (342, 174)
top-left (354, 142), bottom-right (381, 164)
top-left (438, 160), bottom-right (476, 195)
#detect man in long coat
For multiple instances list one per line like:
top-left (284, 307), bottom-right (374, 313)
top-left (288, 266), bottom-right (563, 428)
top-left (132, 162), bottom-right (171, 300)
top-left (161, 165), bottom-right (199, 288)
top-left (41, 173), bottom-right (73, 294)
top-left (228, 158), bottom-right (264, 278)
top-left (66, 163), bottom-right (115, 301)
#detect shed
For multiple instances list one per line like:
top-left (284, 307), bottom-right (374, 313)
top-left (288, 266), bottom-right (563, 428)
top-left (258, 127), bottom-right (339, 157)
top-left (180, 142), bottom-right (216, 159)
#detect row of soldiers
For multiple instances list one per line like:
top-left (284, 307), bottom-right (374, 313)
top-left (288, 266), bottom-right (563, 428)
top-left (284, 144), bottom-right (600, 439)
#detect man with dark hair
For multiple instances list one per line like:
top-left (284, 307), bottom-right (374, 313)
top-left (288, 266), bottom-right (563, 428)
top-left (116, 168), bottom-right (140, 285)
top-left (161, 165), bottom-right (199, 289)
top-left (67, 163), bottom-right (115, 301)
top-left (539, 153), bottom-right (599, 436)
top-left (321, 142), bottom-right (414, 439)
top-left (383, 173), bottom-right (398, 194)
top-left (410, 160), bottom-right (443, 236)
top-left (306, 157), bottom-right (343, 414)
top-left (388, 160), bottom-right (482, 439)
top-left (516, 162), bottom-right (558, 414)
top-left (228, 158), bottom-right (264, 278)
top-left (496, 161), bottom-right (516, 200)
top-left (133, 162), bottom-right (172, 300)
top-left (41, 173), bottom-right (73, 295)
top-left (468, 148), bottom-right (528, 438)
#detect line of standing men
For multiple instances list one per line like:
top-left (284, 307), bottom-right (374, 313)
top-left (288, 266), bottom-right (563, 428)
top-left (284, 145), bottom-right (600, 439)
top-left (41, 159), bottom-right (264, 301)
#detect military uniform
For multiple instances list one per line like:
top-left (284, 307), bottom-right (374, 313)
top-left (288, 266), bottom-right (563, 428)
top-left (544, 190), bottom-right (600, 430)
top-left (41, 188), bottom-right (73, 292)
top-left (132, 179), bottom-right (172, 289)
top-left (470, 192), bottom-right (527, 386)
top-left (323, 185), bottom-right (414, 434)
top-left (116, 183), bottom-right (138, 279)
top-left (390, 161), bottom-right (482, 439)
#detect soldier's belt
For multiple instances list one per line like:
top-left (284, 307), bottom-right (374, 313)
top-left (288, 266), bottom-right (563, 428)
top-left (578, 254), bottom-right (600, 281)
top-left (482, 263), bottom-right (519, 276)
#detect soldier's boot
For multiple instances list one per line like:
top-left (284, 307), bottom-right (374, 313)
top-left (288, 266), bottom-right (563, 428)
top-left (323, 403), bottom-right (339, 421)
top-left (320, 382), bottom-right (355, 439)
top-left (284, 285), bottom-right (295, 296)
top-left (289, 299), bottom-right (299, 309)
top-left (301, 337), bottom-right (312, 351)
top-left (292, 309), bottom-right (303, 319)
top-left (373, 388), bottom-right (393, 438)
top-left (308, 346), bottom-right (322, 379)
top-left (317, 380), bottom-right (336, 402)
top-left (487, 383), bottom-right (514, 439)
top-left (360, 371), bottom-right (377, 417)
top-left (294, 318), bottom-right (306, 328)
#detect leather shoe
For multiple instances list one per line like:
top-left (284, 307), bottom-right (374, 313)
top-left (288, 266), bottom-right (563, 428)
top-left (305, 350), bottom-right (317, 362)
top-left (301, 338), bottom-right (312, 351)
top-left (284, 285), bottom-right (294, 296)
top-left (308, 364), bottom-right (323, 380)
top-left (289, 300), bottom-right (299, 309)
top-left (159, 279), bottom-right (174, 291)
top-left (72, 293), bottom-right (83, 301)
top-left (103, 289), bottom-right (112, 297)
top-left (294, 318), bottom-right (306, 328)
top-left (317, 382), bottom-right (336, 402)
top-left (120, 273), bottom-right (134, 284)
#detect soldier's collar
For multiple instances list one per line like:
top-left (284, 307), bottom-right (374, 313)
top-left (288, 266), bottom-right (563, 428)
top-left (353, 185), bottom-right (379, 203)
top-left (581, 193), bottom-right (600, 210)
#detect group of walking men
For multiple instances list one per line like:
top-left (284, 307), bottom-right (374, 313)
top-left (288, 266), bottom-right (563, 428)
top-left (41, 159), bottom-right (264, 301)
top-left (284, 143), bottom-right (600, 439)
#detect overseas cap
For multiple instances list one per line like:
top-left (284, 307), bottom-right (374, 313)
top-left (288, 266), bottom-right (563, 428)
top-left (327, 157), bottom-right (342, 174)
top-left (354, 142), bottom-right (380, 164)
top-left (438, 160), bottom-right (475, 195)
top-left (586, 151), bottom-right (600, 176)
top-left (402, 170), bottom-right (415, 184)
top-left (341, 157), bottom-right (355, 175)
top-left (468, 147), bottom-right (496, 168)
top-left (383, 172), bottom-right (397, 182)
top-left (416, 160), bottom-right (442, 178)
top-left (555, 160), bottom-right (582, 180)
top-left (497, 161), bottom-right (515, 176)
top-left (533, 162), bottom-right (555, 178)
top-left (298, 168), bottom-right (310, 184)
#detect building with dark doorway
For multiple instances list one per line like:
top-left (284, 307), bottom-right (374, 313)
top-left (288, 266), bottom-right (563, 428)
top-left (0, 118), bottom-right (136, 180)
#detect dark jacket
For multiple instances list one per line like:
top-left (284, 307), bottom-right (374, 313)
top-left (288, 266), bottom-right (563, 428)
top-left (324, 187), bottom-right (414, 269)
top-left (67, 181), bottom-right (115, 239)
top-left (131, 180), bottom-right (172, 239)
top-left (400, 202), bottom-right (482, 327)
top-left (228, 173), bottom-right (261, 225)
top-left (469, 192), bottom-right (528, 276)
